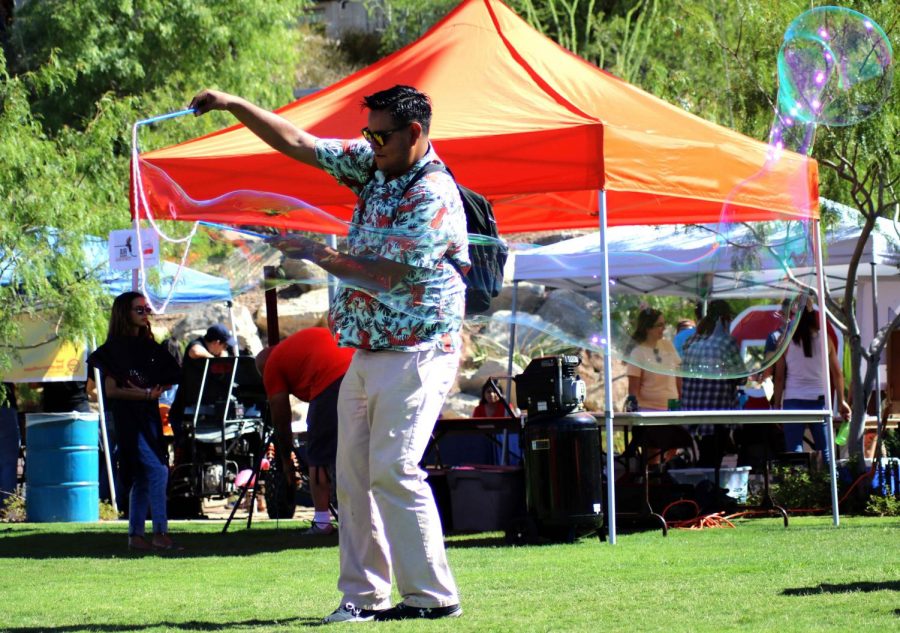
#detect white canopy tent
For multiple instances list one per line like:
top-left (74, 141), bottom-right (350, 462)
top-left (508, 203), bottom-right (897, 537)
top-left (513, 201), bottom-right (899, 299)
top-left (512, 201), bottom-right (900, 393)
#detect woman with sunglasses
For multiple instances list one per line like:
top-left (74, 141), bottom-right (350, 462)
top-left (624, 308), bottom-right (681, 412)
top-left (88, 292), bottom-right (181, 551)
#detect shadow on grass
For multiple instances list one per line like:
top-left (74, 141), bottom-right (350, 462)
top-left (0, 529), bottom-right (338, 559)
top-left (444, 534), bottom-right (508, 548)
top-left (3, 616), bottom-right (319, 632)
top-left (782, 580), bottom-right (900, 595)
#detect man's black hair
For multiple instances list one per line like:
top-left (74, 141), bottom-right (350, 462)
top-left (362, 85), bottom-right (432, 135)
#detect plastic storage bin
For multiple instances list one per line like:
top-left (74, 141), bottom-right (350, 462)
top-left (447, 465), bottom-right (525, 532)
top-left (667, 466), bottom-right (751, 503)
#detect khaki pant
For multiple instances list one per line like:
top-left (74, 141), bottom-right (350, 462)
top-left (335, 348), bottom-right (460, 609)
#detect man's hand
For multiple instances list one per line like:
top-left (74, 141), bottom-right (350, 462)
top-left (189, 89), bottom-right (233, 115)
top-left (268, 235), bottom-right (320, 261)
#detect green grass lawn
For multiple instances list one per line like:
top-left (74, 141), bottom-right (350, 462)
top-left (0, 516), bottom-right (897, 632)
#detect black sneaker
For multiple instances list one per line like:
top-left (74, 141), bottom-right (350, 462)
top-left (373, 602), bottom-right (462, 621)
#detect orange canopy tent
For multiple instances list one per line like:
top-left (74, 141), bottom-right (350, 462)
top-left (136, 0), bottom-right (831, 543)
top-left (137, 0), bottom-right (818, 234)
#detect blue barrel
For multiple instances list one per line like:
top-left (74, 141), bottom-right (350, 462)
top-left (25, 412), bottom-right (99, 522)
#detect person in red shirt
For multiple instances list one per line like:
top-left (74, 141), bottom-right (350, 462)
top-left (256, 327), bottom-right (354, 535)
top-left (472, 379), bottom-right (518, 419)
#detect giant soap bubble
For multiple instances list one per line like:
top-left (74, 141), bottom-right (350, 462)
top-left (776, 6), bottom-right (893, 128)
top-left (473, 6), bottom-right (893, 412)
top-left (131, 6), bottom-right (892, 413)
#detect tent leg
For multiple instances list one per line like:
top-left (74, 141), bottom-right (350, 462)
top-left (813, 219), bottom-right (839, 527)
top-left (506, 281), bottom-right (518, 404)
top-left (598, 190), bottom-right (617, 545)
top-left (263, 266), bottom-right (281, 346)
top-left (93, 367), bottom-right (118, 514)
top-left (227, 300), bottom-right (238, 356)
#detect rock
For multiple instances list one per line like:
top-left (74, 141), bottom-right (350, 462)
top-left (276, 259), bottom-right (328, 295)
top-left (441, 391), bottom-right (480, 419)
top-left (256, 288), bottom-right (330, 338)
top-left (169, 303), bottom-right (262, 356)
top-left (573, 350), bottom-right (630, 413)
top-left (535, 288), bottom-right (603, 342)
top-left (490, 281), bottom-right (545, 314)
top-left (458, 359), bottom-right (521, 398)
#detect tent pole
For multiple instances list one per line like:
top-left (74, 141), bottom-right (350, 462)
top-left (263, 266), bottom-right (281, 346)
top-left (327, 234), bottom-right (338, 307)
top-left (506, 281), bottom-right (518, 405)
top-left (227, 300), bottom-right (238, 356)
top-left (813, 218), bottom-right (839, 527)
top-left (597, 189), bottom-right (617, 544)
top-left (93, 365), bottom-right (118, 513)
top-left (870, 262), bottom-right (882, 425)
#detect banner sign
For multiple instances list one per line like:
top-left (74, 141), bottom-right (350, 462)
top-left (4, 314), bottom-right (88, 383)
top-left (108, 228), bottom-right (159, 271)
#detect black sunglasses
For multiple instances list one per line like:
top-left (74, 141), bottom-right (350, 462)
top-left (653, 348), bottom-right (662, 363)
top-left (133, 306), bottom-right (152, 315)
top-left (361, 125), bottom-right (406, 147)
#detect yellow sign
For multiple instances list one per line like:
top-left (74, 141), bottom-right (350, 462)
top-left (3, 314), bottom-right (88, 383)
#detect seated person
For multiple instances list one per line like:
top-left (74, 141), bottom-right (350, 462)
top-left (473, 379), bottom-right (521, 465)
top-left (0, 383), bottom-right (20, 506)
top-left (473, 379), bottom-right (519, 418)
top-left (673, 319), bottom-right (696, 358)
top-left (41, 380), bottom-right (91, 414)
top-left (187, 324), bottom-right (235, 360)
top-left (168, 324), bottom-right (237, 435)
top-left (624, 308), bottom-right (681, 413)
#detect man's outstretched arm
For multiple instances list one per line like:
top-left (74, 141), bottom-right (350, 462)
top-left (270, 235), bottom-right (413, 293)
top-left (190, 89), bottom-right (320, 168)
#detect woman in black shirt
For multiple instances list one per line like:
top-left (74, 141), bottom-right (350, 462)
top-left (89, 292), bottom-right (181, 550)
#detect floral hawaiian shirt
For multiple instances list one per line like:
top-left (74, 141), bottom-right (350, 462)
top-left (316, 139), bottom-right (469, 352)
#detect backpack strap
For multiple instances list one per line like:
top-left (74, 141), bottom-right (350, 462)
top-left (399, 162), bottom-right (449, 200)
top-left (397, 162), bottom-right (469, 283)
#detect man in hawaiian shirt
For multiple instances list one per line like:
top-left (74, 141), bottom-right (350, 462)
top-left (191, 85), bottom-right (468, 623)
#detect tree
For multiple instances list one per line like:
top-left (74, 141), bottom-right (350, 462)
top-left (0, 49), bottom-right (107, 379)
top-left (368, 0), bottom-right (664, 83)
top-left (644, 0), bottom-right (899, 463)
top-left (0, 0), bottom-right (308, 377)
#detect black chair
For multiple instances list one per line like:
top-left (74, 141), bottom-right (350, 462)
top-left (168, 356), bottom-right (267, 517)
top-left (617, 425), bottom-right (698, 535)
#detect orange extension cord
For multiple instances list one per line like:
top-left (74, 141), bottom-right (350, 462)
top-left (659, 462), bottom-right (881, 530)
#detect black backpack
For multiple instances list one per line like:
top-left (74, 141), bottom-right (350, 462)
top-left (400, 163), bottom-right (508, 314)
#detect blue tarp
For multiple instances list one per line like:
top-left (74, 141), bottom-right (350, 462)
top-left (2, 233), bottom-right (232, 308)
top-left (85, 235), bottom-right (233, 308)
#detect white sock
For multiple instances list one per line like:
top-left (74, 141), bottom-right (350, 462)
top-left (313, 511), bottom-right (331, 525)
